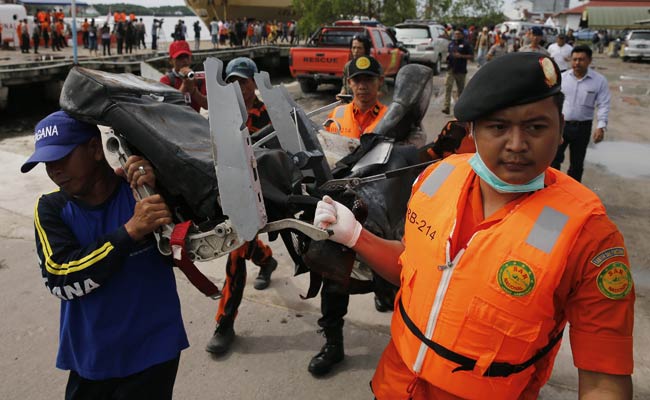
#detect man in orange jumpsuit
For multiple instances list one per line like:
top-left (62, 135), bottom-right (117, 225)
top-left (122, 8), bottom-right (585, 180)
top-left (203, 57), bottom-right (279, 356)
top-left (325, 55), bottom-right (387, 140)
top-left (312, 52), bottom-right (634, 399)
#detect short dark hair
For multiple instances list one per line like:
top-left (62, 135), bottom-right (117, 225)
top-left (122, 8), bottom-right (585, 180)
top-left (572, 44), bottom-right (592, 58)
top-left (350, 35), bottom-right (371, 55)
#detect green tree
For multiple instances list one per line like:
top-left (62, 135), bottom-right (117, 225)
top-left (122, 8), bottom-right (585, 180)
top-left (382, 0), bottom-right (417, 26)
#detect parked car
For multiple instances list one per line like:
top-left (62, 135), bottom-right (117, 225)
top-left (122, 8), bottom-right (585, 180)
top-left (289, 21), bottom-right (408, 93)
top-left (393, 20), bottom-right (449, 75)
top-left (495, 21), bottom-right (559, 47)
top-left (622, 29), bottom-right (650, 61)
top-left (573, 29), bottom-right (598, 41)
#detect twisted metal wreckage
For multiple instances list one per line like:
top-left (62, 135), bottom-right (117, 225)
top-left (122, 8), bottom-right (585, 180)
top-left (58, 59), bottom-right (458, 300)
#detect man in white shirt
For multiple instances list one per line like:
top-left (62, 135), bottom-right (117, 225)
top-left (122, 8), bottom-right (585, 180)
top-left (210, 17), bottom-right (219, 49)
top-left (548, 34), bottom-right (573, 72)
top-left (552, 45), bottom-right (610, 182)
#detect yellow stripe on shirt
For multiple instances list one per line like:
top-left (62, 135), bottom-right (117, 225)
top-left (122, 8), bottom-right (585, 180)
top-left (34, 196), bottom-right (116, 276)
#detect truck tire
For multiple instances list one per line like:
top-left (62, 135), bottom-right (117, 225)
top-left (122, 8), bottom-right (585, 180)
top-left (299, 78), bottom-right (318, 93)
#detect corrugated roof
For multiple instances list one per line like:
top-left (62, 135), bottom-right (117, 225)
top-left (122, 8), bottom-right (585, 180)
top-left (558, 0), bottom-right (650, 14)
top-left (587, 6), bottom-right (650, 28)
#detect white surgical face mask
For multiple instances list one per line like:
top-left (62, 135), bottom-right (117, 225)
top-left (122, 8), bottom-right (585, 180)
top-left (469, 124), bottom-right (545, 193)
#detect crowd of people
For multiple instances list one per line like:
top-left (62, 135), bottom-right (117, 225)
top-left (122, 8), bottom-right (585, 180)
top-left (4, 11), bottom-right (300, 56)
top-left (167, 17), bottom-right (300, 50)
top-left (10, 8), bottom-right (70, 54)
top-left (17, 8), bottom-right (634, 398)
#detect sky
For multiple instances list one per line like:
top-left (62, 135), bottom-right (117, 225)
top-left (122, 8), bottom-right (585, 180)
top-left (86, 0), bottom-right (185, 6)
top-left (84, 0), bottom-right (528, 20)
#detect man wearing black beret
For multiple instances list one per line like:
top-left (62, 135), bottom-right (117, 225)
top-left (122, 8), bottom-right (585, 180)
top-left (519, 26), bottom-right (550, 56)
top-left (311, 52), bottom-right (634, 399)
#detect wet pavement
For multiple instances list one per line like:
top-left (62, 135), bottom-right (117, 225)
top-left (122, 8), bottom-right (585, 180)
top-left (586, 141), bottom-right (650, 179)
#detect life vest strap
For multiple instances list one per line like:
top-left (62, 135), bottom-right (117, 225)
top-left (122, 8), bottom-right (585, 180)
top-left (398, 298), bottom-right (563, 377)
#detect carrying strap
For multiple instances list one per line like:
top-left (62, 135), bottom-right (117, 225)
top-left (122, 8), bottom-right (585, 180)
top-left (170, 221), bottom-right (221, 299)
top-left (398, 298), bottom-right (563, 377)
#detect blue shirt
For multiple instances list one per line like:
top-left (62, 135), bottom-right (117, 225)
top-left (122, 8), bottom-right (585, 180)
top-left (561, 68), bottom-right (610, 129)
top-left (35, 181), bottom-right (189, 380)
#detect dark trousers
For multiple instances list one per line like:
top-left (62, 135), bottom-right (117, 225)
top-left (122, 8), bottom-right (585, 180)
top-left (65, 355), bottom-right (180, 400)
top-left (318, 279), bottom-right (350, 330)
top-left (551, 121), bottom-right (592, 182)
top-left (318, 274), bottom-right (397, 331)
top-left (151, 35), bottom-right (157, 50)
top-left (102, 38), bottom-right (111, 55)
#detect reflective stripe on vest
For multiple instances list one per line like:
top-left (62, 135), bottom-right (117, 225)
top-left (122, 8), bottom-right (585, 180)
top-left (526, 206), bottom-right (569, 254)
top-left (419, 162), bottom-right (455, 197)
top-left (334, 105), bottom-right (345, 119)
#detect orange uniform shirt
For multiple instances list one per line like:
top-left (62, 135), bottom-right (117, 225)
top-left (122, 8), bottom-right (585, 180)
top-left (421, 165), bottom-right (634, 375)
top-left (326, 101), bottom-right (387, 139)
top-left (375, 164), bottom-right (634, 399)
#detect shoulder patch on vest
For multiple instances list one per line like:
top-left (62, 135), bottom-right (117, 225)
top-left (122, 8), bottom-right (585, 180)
top-left (591, 247), bottom-right (625, 267)
top-left (497, 260), bottom-right (535, 297)
top-left (597, 261), bottom-right (632, 300)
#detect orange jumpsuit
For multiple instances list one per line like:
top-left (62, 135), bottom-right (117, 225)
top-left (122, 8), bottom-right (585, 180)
top-left (371, 154), bottom-right (634, 399)
top-left (326, 101), bottom-right (388, 139)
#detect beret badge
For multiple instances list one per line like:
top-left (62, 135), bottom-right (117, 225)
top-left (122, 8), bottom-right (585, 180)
top-left (356, 56), bottom-right (371, 70)
top-left (540, 57), bottom-right (558, 88)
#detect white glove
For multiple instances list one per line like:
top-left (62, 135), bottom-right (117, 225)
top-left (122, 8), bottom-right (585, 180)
top-left (314, 195), bottom-right (362, 248)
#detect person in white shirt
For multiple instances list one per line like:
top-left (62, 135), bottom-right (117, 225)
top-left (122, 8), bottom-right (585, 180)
top-left (552, 45), bottom-right (610, 182)
top-left (548, 34), bottom-right (573, 72)
top-left (210, 17), bottom-right (219, 49)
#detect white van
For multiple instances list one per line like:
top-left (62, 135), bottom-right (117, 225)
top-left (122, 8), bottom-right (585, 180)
top-left (1, 4), bottom-right (28, 48)
top-left (495, 21), bottom-right (559, 46)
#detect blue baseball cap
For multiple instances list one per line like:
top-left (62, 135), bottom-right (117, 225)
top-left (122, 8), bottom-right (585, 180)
top-left (21, 111), bottom-right (100, 173)
top-left (531, 26), bottom-right (544, 36)
top-left (225, 57), bottom-right (258, 81)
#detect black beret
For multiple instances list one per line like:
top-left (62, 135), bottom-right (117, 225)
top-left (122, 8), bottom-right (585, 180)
top-left (348, 56), bottom-right (382, 78)
top-left (454, 52), bottom-right (562, 122)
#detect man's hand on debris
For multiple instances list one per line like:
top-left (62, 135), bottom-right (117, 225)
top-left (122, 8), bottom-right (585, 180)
top-left (125, 194), bottom-right (173, 242)
top-left (115, 155), bottom-right (156, 191)
top-left (314, 195), bottom-right (362, 248)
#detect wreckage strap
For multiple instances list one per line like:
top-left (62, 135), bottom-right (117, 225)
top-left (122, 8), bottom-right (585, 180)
top-left (300, 271), bottom-right (322, 300)
top-left (170, 221), bottom-right (221, 299)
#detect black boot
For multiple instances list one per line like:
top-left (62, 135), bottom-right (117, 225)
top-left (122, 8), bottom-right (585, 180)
top-left (205, 320), bottom-right (235, 355)
top-left (308, 328), bottom-right (344, 376)
top-left (254, 256), bottom-right (278, 290)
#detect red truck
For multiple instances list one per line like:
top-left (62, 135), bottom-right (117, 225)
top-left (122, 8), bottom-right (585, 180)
top-left (289, 22), bottom-right (409, 93)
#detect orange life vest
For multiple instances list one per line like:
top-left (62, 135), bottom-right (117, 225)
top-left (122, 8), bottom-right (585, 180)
top-left (391, 154), bottom-right (605, 399)
top-left (327, 102), bottom-right (387, 139)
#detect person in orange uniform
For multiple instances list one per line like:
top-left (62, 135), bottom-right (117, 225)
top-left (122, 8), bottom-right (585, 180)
top-left (159, 40), bottom-right (208, 112)
top-left (308, 55), bottom-right (393, 378)
top-left (313, 52), bottom-right (634, 399)
top-left (325, 56), bottom-right (387, 139)
top-left (205, 57), bottom-right (279, 356)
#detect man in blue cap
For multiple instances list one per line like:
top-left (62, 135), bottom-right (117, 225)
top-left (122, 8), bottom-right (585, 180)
top-left (22, 111), bottom-right (189, 399)
top-left (205, 56), bottom-right (279, 356)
